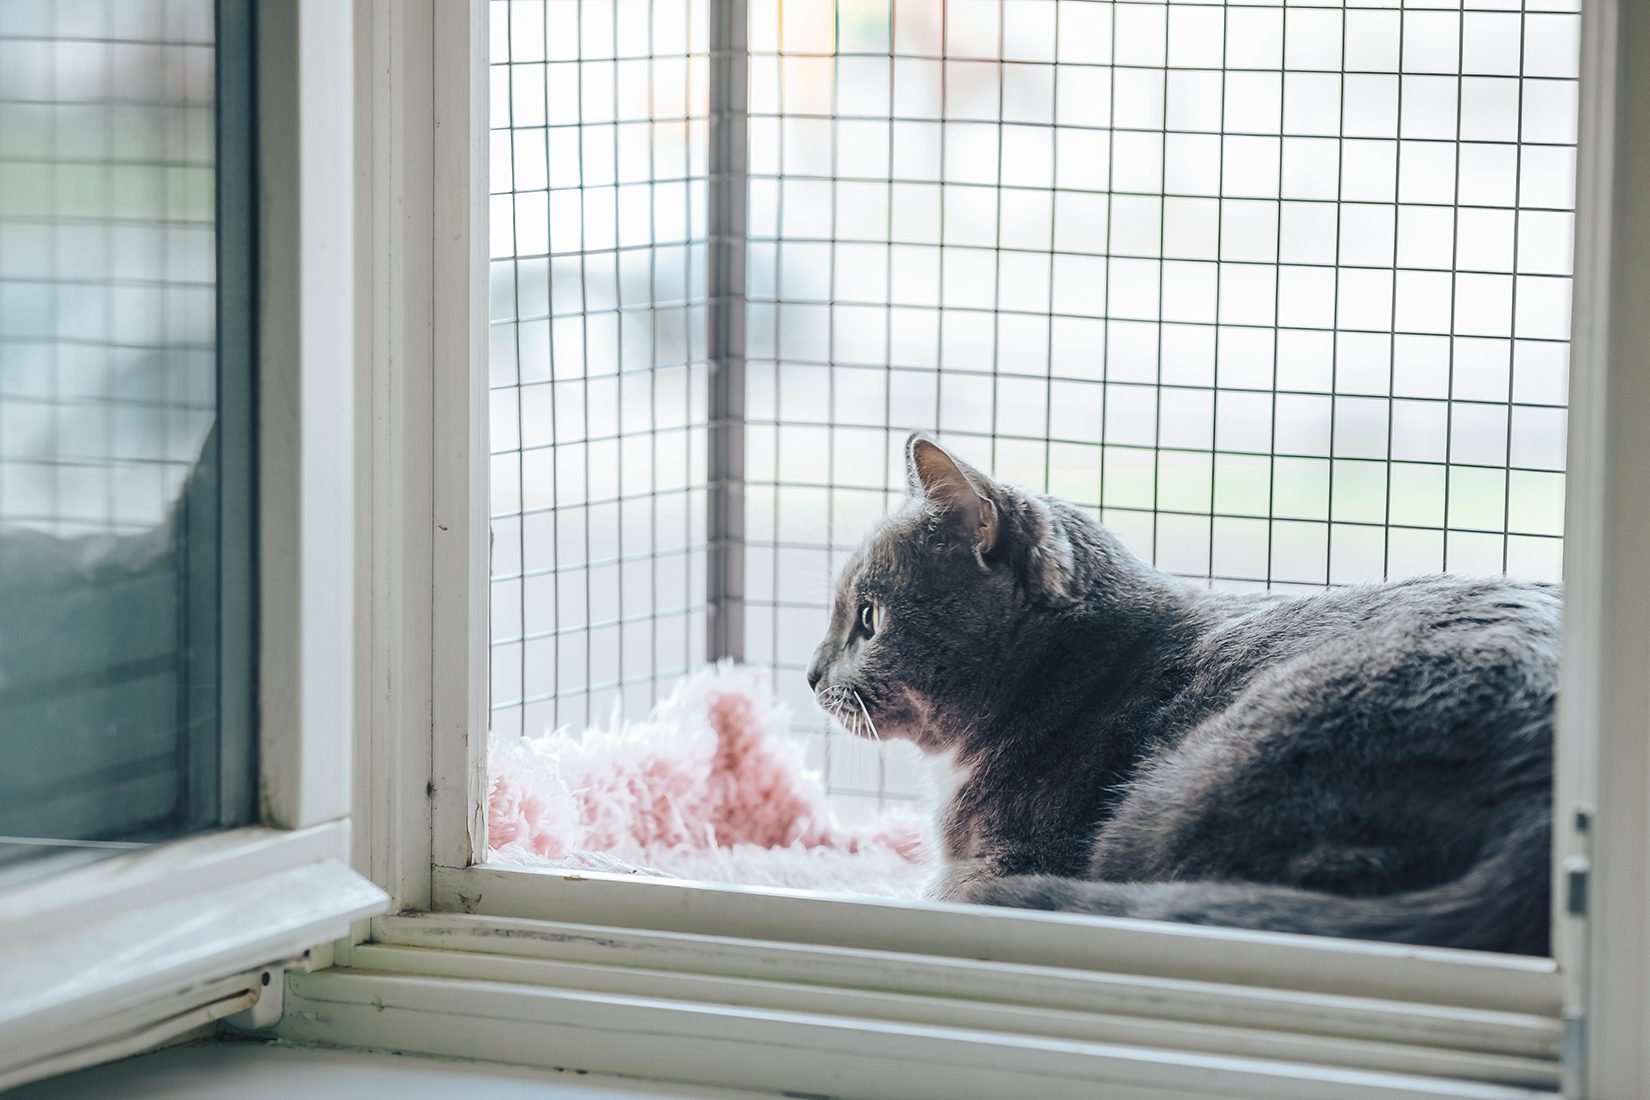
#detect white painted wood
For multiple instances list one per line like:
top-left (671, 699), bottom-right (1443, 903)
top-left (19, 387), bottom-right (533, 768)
top-left (429, 0), bottom-right (491, 872)
top-left (432, 865), bottom-right (1558, 1017)
top-left (1, 857), bottom-right (372, 1040)
top-left (1558, 0), bottom-right (1650, 1094)
top-left (0, 981), bottom-right (256, 1093)
top-left (4, 860), bottom-right (377, 1036)
top-left (278, 968), bottom-right (1553, 1100)
top-left (350, 0), bottom-right (438, 914)
top-left (369, 913), bottom-right (1560, 1063)
top-left (0, 825), bottom-right (386, 1089)
top-left (256, 0), bottom-right (358, 830)
top-left (347, 941), bottom-right (1556, 1088)
top-left (0, 823), bottom-right (345, 933)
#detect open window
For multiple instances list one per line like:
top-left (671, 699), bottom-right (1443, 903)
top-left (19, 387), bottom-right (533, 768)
top-left (0, 1), bottom-right (383, 1089)
top-left (296, 0), bottom-right (1647, 1096)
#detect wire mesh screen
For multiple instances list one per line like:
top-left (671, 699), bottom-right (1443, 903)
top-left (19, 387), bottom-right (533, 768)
top-left (489, 0), bottom-right (1578, 819)
top-left (488, 0), bottom-right (713, 738)
top-left (739, 0), bottom-right (1578, 816)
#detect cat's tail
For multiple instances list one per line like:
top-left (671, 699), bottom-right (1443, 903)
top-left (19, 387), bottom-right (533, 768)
top-left (962, 811), bottom-right (1552, 955)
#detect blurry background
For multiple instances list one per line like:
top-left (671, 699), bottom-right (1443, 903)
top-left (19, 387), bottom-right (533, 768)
top-left (487, 0), bottom-right (1579, 822)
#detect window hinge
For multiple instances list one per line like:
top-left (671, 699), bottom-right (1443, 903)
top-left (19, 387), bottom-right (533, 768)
top-left (224, 966), bottom-right (286, 1032)
top-left (1562, 1010), bottom-right (1588, 1099)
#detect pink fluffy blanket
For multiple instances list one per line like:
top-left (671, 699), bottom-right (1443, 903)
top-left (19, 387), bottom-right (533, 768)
top-left (487, 665), bottom-right (933, 899)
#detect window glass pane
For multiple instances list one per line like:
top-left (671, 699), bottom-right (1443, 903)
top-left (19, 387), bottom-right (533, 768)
top-left (0, 0), bottom-right (256, 876)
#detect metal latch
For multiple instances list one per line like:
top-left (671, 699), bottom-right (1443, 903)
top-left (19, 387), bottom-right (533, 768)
top-left (1564, 854), bottom-right (1591, 918)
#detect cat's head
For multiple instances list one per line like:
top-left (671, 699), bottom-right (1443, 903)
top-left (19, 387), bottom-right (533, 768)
top-left (805, 433), bottom-right (1079, 754)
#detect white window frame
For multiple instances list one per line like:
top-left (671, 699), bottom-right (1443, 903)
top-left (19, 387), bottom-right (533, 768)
top-left (310, 0), bottom-right (1649, 1096)
top-left (0, 2), bottom-right (386, 1090)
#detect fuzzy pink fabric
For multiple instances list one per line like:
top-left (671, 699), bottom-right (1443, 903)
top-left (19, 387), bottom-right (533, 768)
top-left (487, 665), bottom-right (932, 899)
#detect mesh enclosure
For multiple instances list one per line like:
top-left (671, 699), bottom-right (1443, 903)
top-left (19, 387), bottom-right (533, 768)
top-left (489, 0), bottom-right (1579, 819)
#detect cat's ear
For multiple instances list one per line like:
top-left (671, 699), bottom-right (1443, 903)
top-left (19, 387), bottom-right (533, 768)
top-left (905, 433), bottom-right (999, 564)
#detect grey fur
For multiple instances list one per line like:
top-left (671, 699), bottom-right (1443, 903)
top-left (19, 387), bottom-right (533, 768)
top-left (807, 433), bottom-right (1555, 955)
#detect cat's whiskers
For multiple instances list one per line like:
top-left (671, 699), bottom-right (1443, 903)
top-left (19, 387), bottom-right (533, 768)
top-left (852, 688), bottom-right (881, 742)
top-left (816, 683), bottom-right (879, 743)
top-left (817, 685), bottom-right (846, 729)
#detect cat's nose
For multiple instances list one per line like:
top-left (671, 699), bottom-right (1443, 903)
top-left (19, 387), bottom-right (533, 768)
top-left (806, 649), bottom-right (831, 691)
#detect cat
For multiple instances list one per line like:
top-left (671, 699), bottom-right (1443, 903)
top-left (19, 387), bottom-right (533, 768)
top-left (807, 433), bottom-right (1556, 955)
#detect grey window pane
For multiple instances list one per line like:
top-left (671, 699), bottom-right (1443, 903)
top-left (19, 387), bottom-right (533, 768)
top-left (0, 0), bottom-right (256, 862)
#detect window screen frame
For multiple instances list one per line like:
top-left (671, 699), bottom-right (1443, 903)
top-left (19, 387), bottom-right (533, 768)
top-left (351, 0), bottom-right (1650, 1095)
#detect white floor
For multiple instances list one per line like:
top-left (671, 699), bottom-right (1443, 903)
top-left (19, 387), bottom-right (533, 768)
top-left (17, 1040), bottom-right (774, 1100)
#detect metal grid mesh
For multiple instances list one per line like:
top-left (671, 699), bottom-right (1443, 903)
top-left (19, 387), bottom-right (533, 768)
top-left (489, 0), bottom-right (1578, 820)
top-left (743, 0), bottom-right (1577, 816)
top-left (0, 0), bottom-right (217, 536)
top-left (488, 0), bottom-right (713, 738)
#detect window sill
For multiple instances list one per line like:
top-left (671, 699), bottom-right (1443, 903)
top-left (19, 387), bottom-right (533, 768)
top-left (283, 897), bottom-right (1557, 1100)
top-left (0, 823), bottom-right (386, 1091)
top-left (434, 863), bottom-right (1558, 1015)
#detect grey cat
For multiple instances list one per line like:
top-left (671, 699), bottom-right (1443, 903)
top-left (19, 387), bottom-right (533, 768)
top-left (807, 434), bottom-right (1555, 956)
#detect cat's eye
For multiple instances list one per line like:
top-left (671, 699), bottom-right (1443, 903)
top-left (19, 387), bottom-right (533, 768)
top-left (857, 603), bottom-right (877, 638)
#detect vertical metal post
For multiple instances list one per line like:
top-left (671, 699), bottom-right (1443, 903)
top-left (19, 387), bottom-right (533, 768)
top-left (707, 0), bottom-right (749, 664)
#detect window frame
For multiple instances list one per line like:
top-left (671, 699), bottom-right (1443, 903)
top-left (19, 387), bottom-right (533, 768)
top-left (333, 0), bottom-right (1646, 1096)
top-left (0, 1), bottom-right (386, 1089)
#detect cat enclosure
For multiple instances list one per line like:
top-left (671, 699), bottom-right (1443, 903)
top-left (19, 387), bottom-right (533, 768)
top-left (486, 0), bottom-right (1578, 819)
